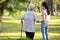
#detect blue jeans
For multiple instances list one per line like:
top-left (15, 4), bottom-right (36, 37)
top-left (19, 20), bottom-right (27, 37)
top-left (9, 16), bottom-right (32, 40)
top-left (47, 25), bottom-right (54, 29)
top-left (41, 22), bottom-right (48, 40)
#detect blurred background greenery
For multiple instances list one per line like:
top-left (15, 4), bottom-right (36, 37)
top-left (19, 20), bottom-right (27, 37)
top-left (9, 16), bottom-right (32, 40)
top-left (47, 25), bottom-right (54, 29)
top-left (0, 0), bottom-right (60, 40)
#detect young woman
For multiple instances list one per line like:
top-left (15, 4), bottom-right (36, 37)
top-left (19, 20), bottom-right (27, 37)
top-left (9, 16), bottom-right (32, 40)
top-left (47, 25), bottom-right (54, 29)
top-left (21, 3), bottom-right (39, 40)
top-left (41, 2), bottom-right (50, 40)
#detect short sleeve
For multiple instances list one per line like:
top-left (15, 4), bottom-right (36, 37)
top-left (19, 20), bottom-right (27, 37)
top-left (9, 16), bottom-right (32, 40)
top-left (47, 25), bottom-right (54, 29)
top-left (42, 10), bottom-right (47, 16)
top-left (34, 12), bottom-right (39, 21)
top-left (20, 14), bottom-right (25, 20)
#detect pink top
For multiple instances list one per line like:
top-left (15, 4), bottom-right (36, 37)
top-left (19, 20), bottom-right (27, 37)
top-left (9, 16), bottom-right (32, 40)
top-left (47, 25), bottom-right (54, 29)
top-left (42, 9), bottom-right (50, 22)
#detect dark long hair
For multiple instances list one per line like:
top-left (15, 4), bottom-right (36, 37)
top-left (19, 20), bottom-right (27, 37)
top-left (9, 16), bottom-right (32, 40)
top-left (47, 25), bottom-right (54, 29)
top-left (42, 2), bottom-right (50, 15)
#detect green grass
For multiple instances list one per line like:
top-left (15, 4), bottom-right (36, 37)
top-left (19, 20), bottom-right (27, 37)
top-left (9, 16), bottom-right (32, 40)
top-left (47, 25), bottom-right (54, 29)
top-left (0, 15), bottom-right (60, 40)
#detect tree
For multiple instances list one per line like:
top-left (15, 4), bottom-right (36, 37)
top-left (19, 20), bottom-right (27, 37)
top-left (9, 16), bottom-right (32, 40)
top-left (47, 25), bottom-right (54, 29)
top-left (0, 0), bottom-right (30, 32)
top-left (0, 0), bottom-right (11, 31)
top-left (0, 0), bottom-right (10, 21)
top-left (44, 0), bottom-right (54, 15)
top-left (50, 0), bottom-right (54, 15)
top-left (53, 0), bottom-right (60, 16)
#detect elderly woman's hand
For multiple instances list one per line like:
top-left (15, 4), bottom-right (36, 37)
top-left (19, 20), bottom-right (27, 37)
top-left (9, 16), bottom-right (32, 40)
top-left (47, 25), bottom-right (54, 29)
top-left (36, 19), bottom-right (42, 23)
top-left (21, 20), bottom-right (23, 24)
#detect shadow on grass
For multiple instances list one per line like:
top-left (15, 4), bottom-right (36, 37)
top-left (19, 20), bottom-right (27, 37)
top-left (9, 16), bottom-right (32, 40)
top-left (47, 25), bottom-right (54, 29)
top-left (49, 24), bottom-right (60, 26)
top-left (0, 37), bottom-right (25, 40)
top-left (1, 22), bottom-right (21, 32)
top-left (35, 24), bottom-right (60, 33)
top-left (0, 22), bottom-right (60, 33)
top-left (0, 37), bottom-right (60, 40)
top-left (49, 36), bottom-right (60, 40)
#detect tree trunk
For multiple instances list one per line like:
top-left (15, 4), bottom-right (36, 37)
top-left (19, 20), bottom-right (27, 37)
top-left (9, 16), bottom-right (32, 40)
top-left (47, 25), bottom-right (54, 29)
top-left (50, 0), bottom-right (54, 15)
top-left (0, 0), bottom-right (10, 32)
top-left (0, 9), bottom-right (3, 32)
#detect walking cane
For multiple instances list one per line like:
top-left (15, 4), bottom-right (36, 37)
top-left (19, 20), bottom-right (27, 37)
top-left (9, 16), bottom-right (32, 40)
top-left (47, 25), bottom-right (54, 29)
top-left (17, 21), bottom-right (23, 40)
top-left (20, 20), bottom-right (23, 40)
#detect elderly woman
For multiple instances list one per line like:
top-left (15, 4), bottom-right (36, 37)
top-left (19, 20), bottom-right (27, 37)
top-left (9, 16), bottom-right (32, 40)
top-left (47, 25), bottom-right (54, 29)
top-left (20, 3), bottom-right (39, 40)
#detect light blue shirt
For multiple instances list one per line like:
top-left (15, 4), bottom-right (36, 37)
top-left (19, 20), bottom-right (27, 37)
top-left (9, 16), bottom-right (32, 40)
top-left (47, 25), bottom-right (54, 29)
top-left (21, 11), bottom-right (38, 32)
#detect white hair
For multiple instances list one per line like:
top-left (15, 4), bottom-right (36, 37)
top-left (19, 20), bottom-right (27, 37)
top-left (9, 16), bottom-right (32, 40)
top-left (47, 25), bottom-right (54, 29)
top-left (28, 3), bottom-right (35, 11)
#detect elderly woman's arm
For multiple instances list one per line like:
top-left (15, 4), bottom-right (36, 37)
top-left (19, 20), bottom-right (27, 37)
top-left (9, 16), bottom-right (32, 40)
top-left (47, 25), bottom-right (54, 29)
top-left (36, 19), bottom-right (43, 23)
top-left (34, 13), bottom-right (41, 23)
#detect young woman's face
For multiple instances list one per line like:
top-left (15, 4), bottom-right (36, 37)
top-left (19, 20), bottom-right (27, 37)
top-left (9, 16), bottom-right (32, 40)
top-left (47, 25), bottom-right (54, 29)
top-left (42, 6), bottom-right (46, 10)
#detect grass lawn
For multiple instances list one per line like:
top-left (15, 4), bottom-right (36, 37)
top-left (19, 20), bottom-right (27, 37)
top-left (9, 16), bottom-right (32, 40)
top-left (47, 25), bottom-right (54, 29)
top-left (0, 15), bottom-right (60, 40)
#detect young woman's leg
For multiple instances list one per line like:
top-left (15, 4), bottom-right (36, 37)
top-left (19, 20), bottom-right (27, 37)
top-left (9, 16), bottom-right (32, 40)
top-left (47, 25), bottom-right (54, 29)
top-left (45, 27), bottom-right (48, 40)
top-left (41, 22), bottom-right (48, 40)
top-left (25, 31), bottom-right (35, 40)
top-left (41, 27), bottom-right (46, 40)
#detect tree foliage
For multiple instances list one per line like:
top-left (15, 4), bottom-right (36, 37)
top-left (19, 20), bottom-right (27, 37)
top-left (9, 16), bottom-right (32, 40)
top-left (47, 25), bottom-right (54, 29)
top-left (0, 0), bottom-right (29, 17)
